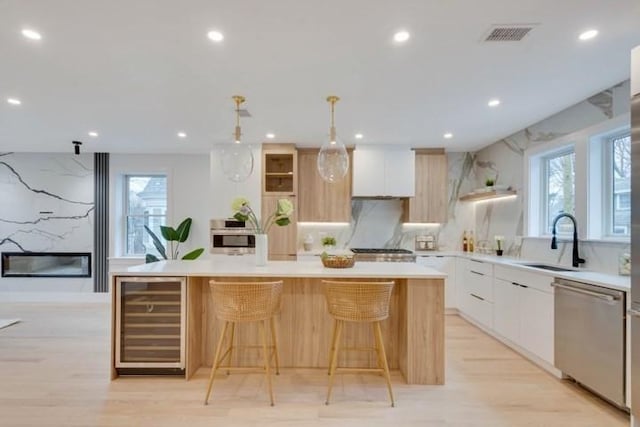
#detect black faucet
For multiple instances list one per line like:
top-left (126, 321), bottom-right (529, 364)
top-left (550, 213), bottom-right (585, 268)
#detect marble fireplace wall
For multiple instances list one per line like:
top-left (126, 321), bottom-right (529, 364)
top-left (0, 153), bottom-right (94, 292)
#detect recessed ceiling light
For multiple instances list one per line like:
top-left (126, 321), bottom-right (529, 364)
top-left (88, 131), bottom-right (99, 137)
top-left (177, 132), bottom-right (187, 139)
top-left (354, 133), bottom-right (364, 139)
top-left (578, 29), bottom-right (598, 41)
top-left (488, 98), bottom-right (501, 107)
top-left (393, 30), bottom-right (410, 43)
top-left (21, 28), bottom-right (42, 40)
top-left (207, 30), bottom-right (224, 42)
top-left (443, 133), bottom-right (453, 139)
top-left (265, 133), bottom-right (275, 139)
top-left (7, 98), bottom-right (21, 105)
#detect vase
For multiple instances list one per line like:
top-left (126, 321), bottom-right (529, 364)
top-left (255, 234), bottom-right (268, 266)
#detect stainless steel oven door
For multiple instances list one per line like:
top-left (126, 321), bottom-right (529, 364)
top-left (211, 230), bottom-right (255, 255)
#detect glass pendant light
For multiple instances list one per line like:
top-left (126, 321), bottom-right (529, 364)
top-left (220, 95), bottom-right (254, 183)
top-left (317, 95), bottom-right (349, 183)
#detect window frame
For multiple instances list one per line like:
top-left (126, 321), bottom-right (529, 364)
top-left (602, 130), bottom-right (631, 239)
top-left (123, 174), bottom-right (168, 256)
top-left (540, 147), bottom-right (576, 236)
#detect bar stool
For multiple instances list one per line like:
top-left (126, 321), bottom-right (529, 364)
top-left (323, 280), bottom-right (395, 407)
top-left (204, 280), bottom-right (283, 406)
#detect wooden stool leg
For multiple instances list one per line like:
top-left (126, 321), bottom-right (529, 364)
top-left (259, 319), bottom-right (275, 406)
top-left (270, 316), bottom-right (280, 375)
top-left (226, 322), bottom-right (236, 375)
top-left (374, 321), bottom-right (395, 407)
top-left (204, 321), bottom-right (229, 405)
top-left (327, 318), bottom-right (338, 374)
top-left (325, 319), bottom-right (343, 405)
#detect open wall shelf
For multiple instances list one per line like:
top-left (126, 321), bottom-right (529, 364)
top-left (459, 189), bottom-right (517, 202)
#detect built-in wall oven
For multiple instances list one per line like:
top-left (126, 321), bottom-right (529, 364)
top-left (210, 219), bottom-right (255, 255)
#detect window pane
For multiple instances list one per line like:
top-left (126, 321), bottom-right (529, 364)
top-left (611, 134), bottom-right (631, 236)
top-left (125, 176), bottom-right (167, 256)
top-left (545, 151), bottom-right (575, 233)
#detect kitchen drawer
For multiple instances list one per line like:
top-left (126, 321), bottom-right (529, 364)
top-left (463, 292), bottom-right (493, 329)
top-left (466, 258), bottom-right (493, 276)
top-left (465, 268), bottom-right (493, 302)
top-left (494, 265), bottom-right (553, 294)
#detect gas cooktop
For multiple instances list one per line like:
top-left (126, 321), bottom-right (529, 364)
top-left (350, 248), bottom-right (414, 254)
top-left (349, 248), bottom-right (415, 262)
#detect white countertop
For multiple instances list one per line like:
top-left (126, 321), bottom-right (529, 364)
top-left (114, 257), bottom-right (447, 279)
top-left (416, 250), bottom-right (631, 292)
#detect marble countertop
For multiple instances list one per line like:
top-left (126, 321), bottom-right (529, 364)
top-left (415, 250), bottom-right (630, 292)
top-left (113, 257), bottom-right (447, 279)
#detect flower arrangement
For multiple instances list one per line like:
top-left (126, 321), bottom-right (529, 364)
top-left (231, 197), bottom-right (294, 234)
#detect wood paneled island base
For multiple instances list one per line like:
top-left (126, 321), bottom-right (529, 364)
top-left (111, 260), bottom-right (445, 385)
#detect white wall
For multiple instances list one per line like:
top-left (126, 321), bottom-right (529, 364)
top-left (109, 153), bottom-right (211, 260)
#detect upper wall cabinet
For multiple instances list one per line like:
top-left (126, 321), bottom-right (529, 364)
top-left (262, 144), bottom-right (297, 195)
top-left (403, 149), bottom-right (448, 223)
top-left (352, 146), bottom-right (415, 197)
top-left (297, 149), bottom-right (352, 222)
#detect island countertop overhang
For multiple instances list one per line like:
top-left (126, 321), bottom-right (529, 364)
top-left (113, 258), bottom-right (448, 280)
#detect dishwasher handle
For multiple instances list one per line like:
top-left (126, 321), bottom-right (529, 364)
top-left (551, 282), bottom-right (618, 302)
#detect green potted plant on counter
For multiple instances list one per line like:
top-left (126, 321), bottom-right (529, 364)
top-left (144, 217), bottom-right (204, 263)
top-left (321, 236), bottom-right (337, 249)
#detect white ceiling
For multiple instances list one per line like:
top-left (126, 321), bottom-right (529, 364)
top-left (1, 0), bottom-right (639, 154)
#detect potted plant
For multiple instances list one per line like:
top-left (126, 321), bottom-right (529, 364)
top-left (495, 235), bottom-right (504, 256)
top-left (485, 177), bottom-right (495, 188)
top-left (144, 217), bottom-right (205, 263)
top-left (321, 236), bottom-right (337, 249)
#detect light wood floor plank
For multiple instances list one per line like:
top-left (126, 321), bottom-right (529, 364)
top-left (0, 300), bottom-right (629, 426)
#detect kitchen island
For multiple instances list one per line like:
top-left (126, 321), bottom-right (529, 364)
top-left (110, 258), bottom-right (446, 385)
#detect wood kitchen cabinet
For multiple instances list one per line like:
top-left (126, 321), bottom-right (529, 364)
top-left (262, 144), bottom-right (298, 260)
top-left (403, 149), bottom-right (448, 223)
top-left (297, 148), bottom-right (352, 222)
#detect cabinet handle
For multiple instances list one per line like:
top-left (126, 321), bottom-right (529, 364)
top-left (470, 293), bottom-right (485, 301)
top-left (511, 281), bottom-right (520, 287)
top-left (519, 285), bottom-right (529, 289)
top-left (470, 260), bottom-right (483, 264)
top-left (470, 270), bottom-right (484, 276)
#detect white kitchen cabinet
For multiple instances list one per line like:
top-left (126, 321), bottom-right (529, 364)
top-left (493, 277), bottom-right (520, 344)
top-left (458, 258), bottom-right (493, 329)
top-left (493, 265), bottom-right (554, 365)
top-left (352, 146), bottom-right (415, 197)
top-left (416, 255), bottom-right (456, 308)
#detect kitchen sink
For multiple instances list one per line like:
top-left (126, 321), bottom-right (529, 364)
top-left (520, 263), bottom-right (578, 272)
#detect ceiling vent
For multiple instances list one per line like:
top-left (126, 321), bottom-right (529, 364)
top-left (483, 24), bottom-right (536, 42)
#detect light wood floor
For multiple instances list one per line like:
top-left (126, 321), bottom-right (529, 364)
top-left (0, 299), bottom-right (629, 427)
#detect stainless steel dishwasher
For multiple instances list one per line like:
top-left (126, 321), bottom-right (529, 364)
top-left (552, 278), bottom-right (626, 407)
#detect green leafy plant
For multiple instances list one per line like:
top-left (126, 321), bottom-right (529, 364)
top-left (231, 197), bottom-right (293, 234)
top-left (144, 217), bottom-right (204, 263)
top-left (485, 178), bottom-right (495, 187)
top-left (322, 236), bottom-right (337, 247)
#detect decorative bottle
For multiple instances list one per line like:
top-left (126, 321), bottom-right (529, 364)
top-left (462, 231), bottom-right (468, 252)
top-left (469, 231), bottom-right (475, 253)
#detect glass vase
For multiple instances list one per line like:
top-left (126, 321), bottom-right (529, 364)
top-left (255, 234), bottom-right (268, 266)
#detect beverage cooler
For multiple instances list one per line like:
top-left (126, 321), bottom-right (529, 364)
top-left (115, 276), bottom-right (186, 373)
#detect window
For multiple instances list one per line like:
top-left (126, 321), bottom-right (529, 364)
top-left (607, 132), bottom-right (631, 237)
top-left (124, 175), bottom-right (167, 256)
top-left (542, 149), bottom-right (575, 234)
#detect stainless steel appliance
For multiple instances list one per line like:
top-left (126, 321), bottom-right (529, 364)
top-left (552, 278), bottom-right (626, 407)
top-left (210, 219), bottom-right (255, 255)
top-left (631, 45), bottom-right (640, 421)
top-left (350, 248), bottom-right (416, 262)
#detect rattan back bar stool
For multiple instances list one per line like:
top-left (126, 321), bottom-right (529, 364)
top-left (323, 280), bottom-right (396, 407)
top-left (204, 280), bottom-right (283, 406)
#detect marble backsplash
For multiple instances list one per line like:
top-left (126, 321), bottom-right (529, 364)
top-left (299, 80), bottom-right (632, 276)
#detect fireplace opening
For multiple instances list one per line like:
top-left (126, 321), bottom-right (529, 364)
top-left (1, 252), bottom-right (91, 278)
